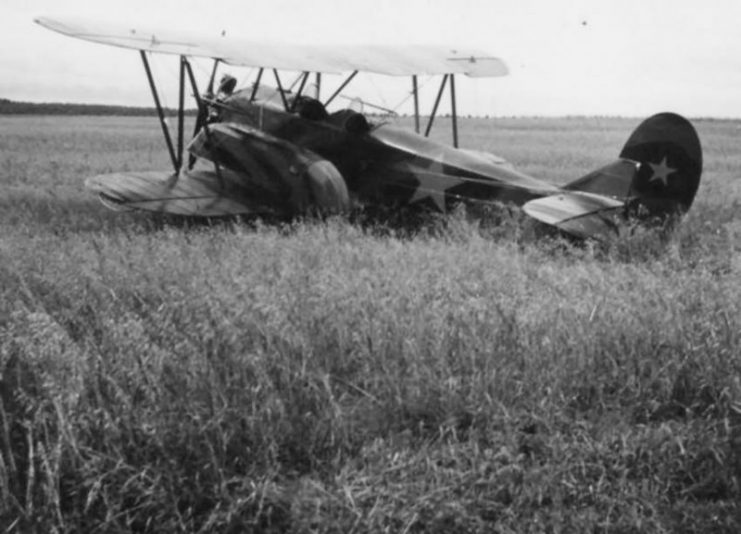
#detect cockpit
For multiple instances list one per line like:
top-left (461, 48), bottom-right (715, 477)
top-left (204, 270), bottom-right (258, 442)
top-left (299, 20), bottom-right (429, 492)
top-left (208, 77), bottom-right (373, 136)
top-left (293, 96), bottom-right (371, 134)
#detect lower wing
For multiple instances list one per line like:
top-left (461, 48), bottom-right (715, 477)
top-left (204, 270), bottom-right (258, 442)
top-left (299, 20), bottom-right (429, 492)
top-left (85, 167), bottom-right (272, 217)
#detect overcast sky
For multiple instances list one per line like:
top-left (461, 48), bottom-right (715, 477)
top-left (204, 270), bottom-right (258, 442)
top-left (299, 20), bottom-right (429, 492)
top-left (2, 0), bottom-right (739, 117)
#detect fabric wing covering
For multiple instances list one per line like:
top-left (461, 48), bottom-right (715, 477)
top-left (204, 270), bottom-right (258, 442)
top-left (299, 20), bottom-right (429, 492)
top-left (35, 16), bottom-right (508, 77)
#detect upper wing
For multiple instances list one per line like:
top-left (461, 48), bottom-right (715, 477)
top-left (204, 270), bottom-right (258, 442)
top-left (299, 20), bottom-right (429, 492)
top-left (35, 16), bottom-right (508, 77)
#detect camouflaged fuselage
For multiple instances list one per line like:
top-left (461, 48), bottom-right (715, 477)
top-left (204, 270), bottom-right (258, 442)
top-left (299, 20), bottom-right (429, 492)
top-left (197, 90), bottom-right (559, 214)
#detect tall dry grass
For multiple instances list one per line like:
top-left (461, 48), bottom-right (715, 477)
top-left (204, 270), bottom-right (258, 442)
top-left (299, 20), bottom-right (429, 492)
top-left (1, 115), bottom-right (740, 532)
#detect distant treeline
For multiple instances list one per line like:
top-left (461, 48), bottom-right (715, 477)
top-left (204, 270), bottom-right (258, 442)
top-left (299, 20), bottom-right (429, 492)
top-left (0, 98), bottom-right (197, 116)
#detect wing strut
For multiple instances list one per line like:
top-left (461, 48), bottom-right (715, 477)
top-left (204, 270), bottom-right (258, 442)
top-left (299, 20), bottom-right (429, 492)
top-left (290, 72), bottom-right (310, 111)
top-left (206, 58), bottom-right (220, 95)
top-left (140, 51), bottom-right (178, 173)
top-left (412, 75), bottom-right (420, 134)
top-left (425, 74), bottom-right (448, 138)
top-left (182, 57), bottom-right (225, 189)
top-left (177, 56), bottom-right (186, 169)
top-left (450, 74), bottom-right (458, 148)
top-left (250, 68), bottom-right (264, 101)
top-left (324, 70), bottom-right (358, 107)
top-left (272, 69), bottom-right (289, 111)
top-left (423, 74), bottom-right (459, 148)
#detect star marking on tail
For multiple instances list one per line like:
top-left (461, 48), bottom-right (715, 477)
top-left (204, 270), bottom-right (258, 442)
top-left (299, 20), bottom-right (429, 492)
top-left (648, 156), bottom-right (676, 186)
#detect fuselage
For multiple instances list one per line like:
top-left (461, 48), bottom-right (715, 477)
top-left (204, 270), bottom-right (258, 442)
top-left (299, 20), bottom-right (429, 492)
top-left (202, 88), bottom-right (559, 213)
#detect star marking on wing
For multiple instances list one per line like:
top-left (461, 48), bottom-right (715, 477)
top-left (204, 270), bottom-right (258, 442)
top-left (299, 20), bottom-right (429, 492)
top-left (406, 156), bottom-right (465, 212)
top-left (648, 156), bottom-right (676, 186)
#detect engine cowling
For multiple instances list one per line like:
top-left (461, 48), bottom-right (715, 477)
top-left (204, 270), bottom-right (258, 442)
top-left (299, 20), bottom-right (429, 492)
top-left (303, 158), bottom-right (350, 214)
top-left (188, 121), bottom-right (350, 215)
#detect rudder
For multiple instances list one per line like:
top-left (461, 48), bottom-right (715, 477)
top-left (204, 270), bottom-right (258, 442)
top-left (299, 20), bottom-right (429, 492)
top-left (619, 112), bottom-right (702, 217)
top-left (525, 113), bottom-right (703, 240)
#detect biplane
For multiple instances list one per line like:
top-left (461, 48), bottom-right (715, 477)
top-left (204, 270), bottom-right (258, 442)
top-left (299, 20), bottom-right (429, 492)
top-left (35, 16), bottom-right (702, 240)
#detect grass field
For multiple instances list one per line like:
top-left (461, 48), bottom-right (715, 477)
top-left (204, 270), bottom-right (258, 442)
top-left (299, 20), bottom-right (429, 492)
top-left (1, 114), bottom-right (740, 532)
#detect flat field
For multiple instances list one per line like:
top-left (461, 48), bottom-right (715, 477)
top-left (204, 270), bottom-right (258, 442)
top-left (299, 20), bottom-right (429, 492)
top-left (1, 115), bottom-right (740, 532)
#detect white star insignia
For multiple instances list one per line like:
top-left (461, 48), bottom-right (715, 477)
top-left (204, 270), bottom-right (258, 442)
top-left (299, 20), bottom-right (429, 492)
top-left (648, 156), bottom-right (676, 186)
top-left (404, 157), bottom-right (465, 212)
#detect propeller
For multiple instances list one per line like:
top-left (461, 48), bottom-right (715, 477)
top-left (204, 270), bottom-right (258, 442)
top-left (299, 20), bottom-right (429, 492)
top-left (183, 58), bottom-right (225, 189)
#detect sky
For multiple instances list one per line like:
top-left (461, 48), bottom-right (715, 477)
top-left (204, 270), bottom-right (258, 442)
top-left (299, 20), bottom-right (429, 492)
top-left (1, 0), bottom-right (740, 117)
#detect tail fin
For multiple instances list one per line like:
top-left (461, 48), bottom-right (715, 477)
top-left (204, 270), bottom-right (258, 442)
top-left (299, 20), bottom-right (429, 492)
top-left (618, 112), bottom-right (702, 216)
top-left (523, 113), bottom-right (702, 240)
top-left (565, 113), bottom-right (702, 216)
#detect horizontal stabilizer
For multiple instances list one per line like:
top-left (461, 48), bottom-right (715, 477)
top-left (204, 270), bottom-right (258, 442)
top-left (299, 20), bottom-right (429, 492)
top-left (522, 191), bottom-right (624, 240)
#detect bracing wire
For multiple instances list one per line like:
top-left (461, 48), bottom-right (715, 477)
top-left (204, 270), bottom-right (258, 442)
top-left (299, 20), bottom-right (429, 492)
top-left (391, 75), bottom-right (434, 115)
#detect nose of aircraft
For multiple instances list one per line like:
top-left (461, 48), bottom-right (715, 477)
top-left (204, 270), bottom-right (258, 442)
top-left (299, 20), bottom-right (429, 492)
top-left (304, 159), bottom-right (350, 214)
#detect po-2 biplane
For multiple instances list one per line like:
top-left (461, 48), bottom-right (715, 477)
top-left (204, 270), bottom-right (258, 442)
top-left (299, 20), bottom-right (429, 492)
top-left (36, 16), bottom-right (702, 240)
